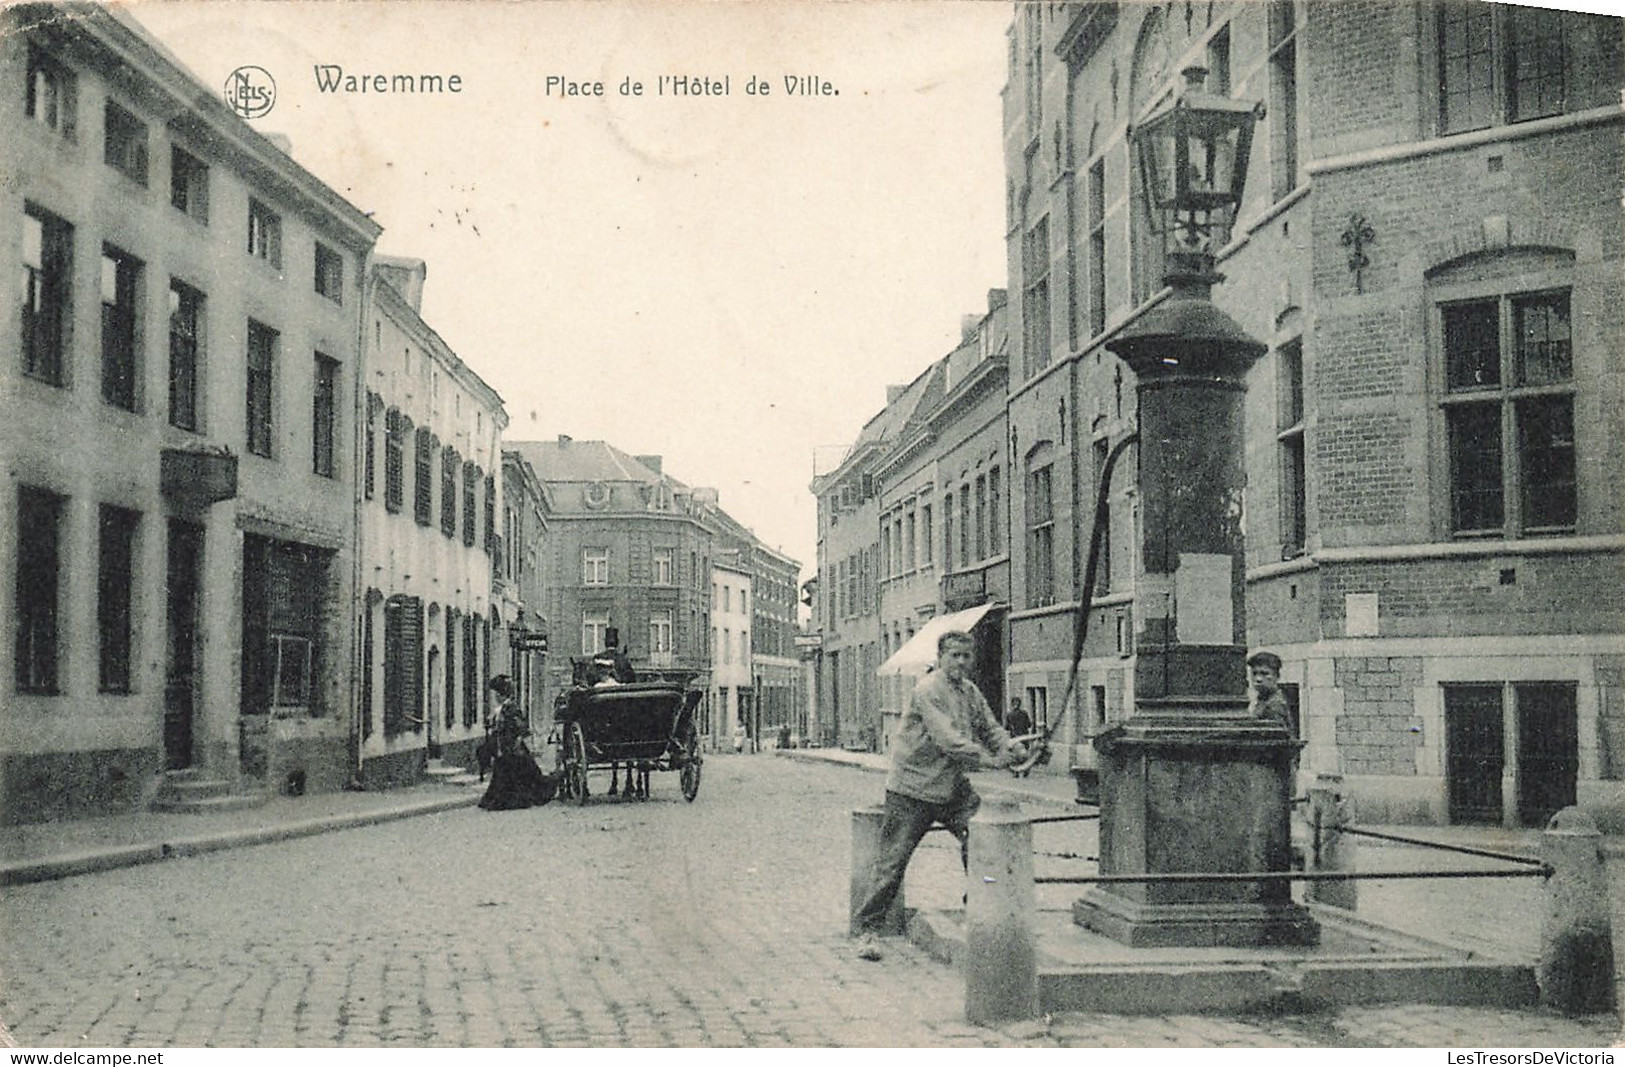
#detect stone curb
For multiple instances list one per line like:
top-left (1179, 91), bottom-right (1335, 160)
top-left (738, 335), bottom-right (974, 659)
top-left (0, 792), bottom-right (481, 887)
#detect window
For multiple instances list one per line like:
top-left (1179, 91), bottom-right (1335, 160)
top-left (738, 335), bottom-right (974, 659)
top-left (904, 509), bottom-right (917, 570)
top-left (1206, 24), bottom-right (1232, 96)
top-left (583, 547), bottom-right (608, 585)
top-left (1441, 290), bottom-right (1576, 536)
top-left (102, 100), bottom-right (147, 184)
top-left (741, 630), bottom-right (749, 663)
top-left (247, 199), bottom-right (282, 268)
top-left (1026, 457), bottom-right (1055, 607)
top-left (381, 595), bottom-right (423, 737)
top-left (364, 396), bottom-right (379, 499)
top-left (1277, 339), bottom-right (1307, 556)
top-left (462, 463), bottom-right (478, 548)
top-left (989, 468), bottom-right (1003, 555)
top-left (97, 512), bottom-right (138, 695)
top-left (583, 611), bottom-right (609, 656)
top-left (960, 485), bottom-right (972, 565)
top-left (413, 428), bottom-right (433, 524)
top-left (1025, 686), bottom-right (1050, 731)
top-left (444, 609), bottom-right (458, 730)
top-left (100, 246), bottom-right (140, 410)
top-left (653, 548), bottom-right (674, 585)
top-left (484, 474), bottom-right (496, 555)
top-left (168, 281), bottom-right (203, 431)
top-left (741, 589), bottom-right (748, 614)
top-left (1090, 685), bottom-right (1108, 730)
top-left (441, 445), bottom-right (458, 535)
top-left (943, 492), bottom-right (954, 571)
top-left (1023, 218), bottom-right (1052, 378)
top-left (25, 47), bottom-right (76, 139)
top-left (246, 320), bottom-right (277, 458)
top-left (1437, 3), bottom-right (1618, 134)
top-left (313, 354), bottom-right (338, 478)
top-left (463, 613), bottom-right (480, 728)
top-left (1087, 159), bottom-right (1107, 337)
top-left (1091, 440), bottom-right (1112, 595)
top-left (314, 242), bottom-right (343, 303)
top-left (1268, 1), bottom-right (1302, 201)
top-left (170, 146), bottom-right (208, 223)
top-left (723, 628), bottom-right (732, 663)
top-left (921, 504), bottom-right (933, 565)
top-left (22, 204), bottom-right (72, 386)
top-left (384, 410), bottom-right (406, 512)
top-left (650, 610), bottom-right (673, 657)
top-left (15, 487), bottom-right (63, 693)
top-left (975, 475), bottom-right (988, 560)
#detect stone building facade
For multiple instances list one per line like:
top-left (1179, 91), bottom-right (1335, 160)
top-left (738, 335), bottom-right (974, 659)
top-left (1, 4), bottom-right (380, 821)
top-left (1001, 0), bottom-right (1623, 824)
top-left (356, 259), bottom-right (506, 786)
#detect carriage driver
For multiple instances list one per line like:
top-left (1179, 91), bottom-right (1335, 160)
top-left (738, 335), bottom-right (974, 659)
top-left (852, 628), bottom-right (1027, 961)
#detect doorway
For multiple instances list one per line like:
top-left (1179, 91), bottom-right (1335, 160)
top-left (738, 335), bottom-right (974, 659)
top-left (1516, 682), bottom-right (1578, 827)
top-left (1445, 684), bottom-right (1504, 825)
top-left (164, 519), bottom-right (204, 770)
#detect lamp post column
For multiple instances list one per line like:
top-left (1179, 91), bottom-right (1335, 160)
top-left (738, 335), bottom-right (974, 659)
top-left (1071, 264), bottom-right (1318, 948)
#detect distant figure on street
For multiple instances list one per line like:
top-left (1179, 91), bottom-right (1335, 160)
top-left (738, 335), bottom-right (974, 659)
top-left (1247, 651), bottom-right (1292, 732)
top-left (1005, 697), bottom-right (1032, 738)
top-left (852, 629), bottom-right (1027, 961)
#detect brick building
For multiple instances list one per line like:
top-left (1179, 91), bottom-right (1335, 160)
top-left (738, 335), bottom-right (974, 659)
top-left (873, 293), bottom-right (1012, 751)
top-left (1, 4), bottom-right (381, 821)
top-left (1002, 0), bottom-right (1623, 824)
top-left (509, 438), bottom-right (720, 702)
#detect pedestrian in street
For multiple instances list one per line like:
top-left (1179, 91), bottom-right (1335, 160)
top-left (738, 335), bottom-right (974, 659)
top-left (1247, 650), bottom-right (1293, 732)
top-left (479, 675), bottom-right (558, 811)
top-left (1005, 697), bottom-right (1032, 738)
top-left (852, 629), bottom-right (1027, 961)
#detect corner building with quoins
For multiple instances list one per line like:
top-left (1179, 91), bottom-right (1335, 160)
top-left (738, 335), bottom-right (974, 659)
top-left (1004, 0), bottom-right (1623, 826)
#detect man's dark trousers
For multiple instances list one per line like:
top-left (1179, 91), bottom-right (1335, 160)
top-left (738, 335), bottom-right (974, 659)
top-left (854, 783), bottom-right (981, 933)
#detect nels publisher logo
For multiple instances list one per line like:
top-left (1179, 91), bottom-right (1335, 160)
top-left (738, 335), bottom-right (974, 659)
top-left (225, 66), bottom-right (276, 118)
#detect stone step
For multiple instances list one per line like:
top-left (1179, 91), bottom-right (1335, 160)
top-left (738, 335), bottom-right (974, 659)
top-left (155, 775), bottom-right (237, 801)
top-left (150, 790), bottom-right (269, 814)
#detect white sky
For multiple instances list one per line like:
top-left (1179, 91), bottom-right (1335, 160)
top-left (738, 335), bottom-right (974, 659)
top-left (128, 0), bottom-right (1016, 579)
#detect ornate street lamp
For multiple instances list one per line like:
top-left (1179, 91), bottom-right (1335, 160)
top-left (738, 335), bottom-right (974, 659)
top-left (1073, 69), bottom-right (1318, 948)
top-left (1133, 66), bottom-right (1264, 279)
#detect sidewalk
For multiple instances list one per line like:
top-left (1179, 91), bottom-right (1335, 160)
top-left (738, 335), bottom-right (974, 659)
top-left (0, 781), bottom-right (480, 886)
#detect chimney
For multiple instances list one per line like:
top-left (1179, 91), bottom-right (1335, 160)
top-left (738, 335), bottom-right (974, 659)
top-left (634, 455), bottom-right (663, 474)
top-left (988, 287), bottom-right (1009, 311)
top-left (886, 385), bottom-right (907, 405)
top-left (264, 132), bottom-right (292, 156)
top-left (375, 256), bottom-right (428, 312)
top-left (961, 313), bottom-right (980, 341)
top-left (557, 434), bottom-right (572, 446)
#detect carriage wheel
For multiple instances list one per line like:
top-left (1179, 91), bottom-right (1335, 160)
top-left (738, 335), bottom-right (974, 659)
top-left (564, 722), bottom-right (589, 805)
top-left (680, 725), bottom-right (702, 802)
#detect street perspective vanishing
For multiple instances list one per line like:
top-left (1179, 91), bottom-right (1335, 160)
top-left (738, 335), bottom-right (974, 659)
top-left (1, 0), bottom-right (1623, 1052)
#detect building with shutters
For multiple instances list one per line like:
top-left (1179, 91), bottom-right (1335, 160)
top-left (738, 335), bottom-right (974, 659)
top-left (1002, 0), bottom-right (1624, 825)
top-left (1, 3), bottom-right (380, 821)
top-left (356, 257), bottom-right (506, 787)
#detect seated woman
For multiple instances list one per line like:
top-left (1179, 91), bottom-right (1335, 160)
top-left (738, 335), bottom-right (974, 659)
top-left (479, 675), bottom-right (558, 811)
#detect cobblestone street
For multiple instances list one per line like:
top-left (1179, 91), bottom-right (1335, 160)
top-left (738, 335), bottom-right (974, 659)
top-left (1, 756), bottom-right (1618, 1047)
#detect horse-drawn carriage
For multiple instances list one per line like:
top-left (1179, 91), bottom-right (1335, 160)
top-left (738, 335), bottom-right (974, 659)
top-left (551, 673), bottom-right (704, 804)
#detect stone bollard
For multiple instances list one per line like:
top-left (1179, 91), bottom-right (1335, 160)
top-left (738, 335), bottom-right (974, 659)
top-left (1539, 807), bottom-right (1616, 1015)
top-left (964, 794), bottom-right (1040, 1024)
top-left (1307, 776), bottom-right (1357, 911)
top-left (850, 806), bottom-right (904, 936)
